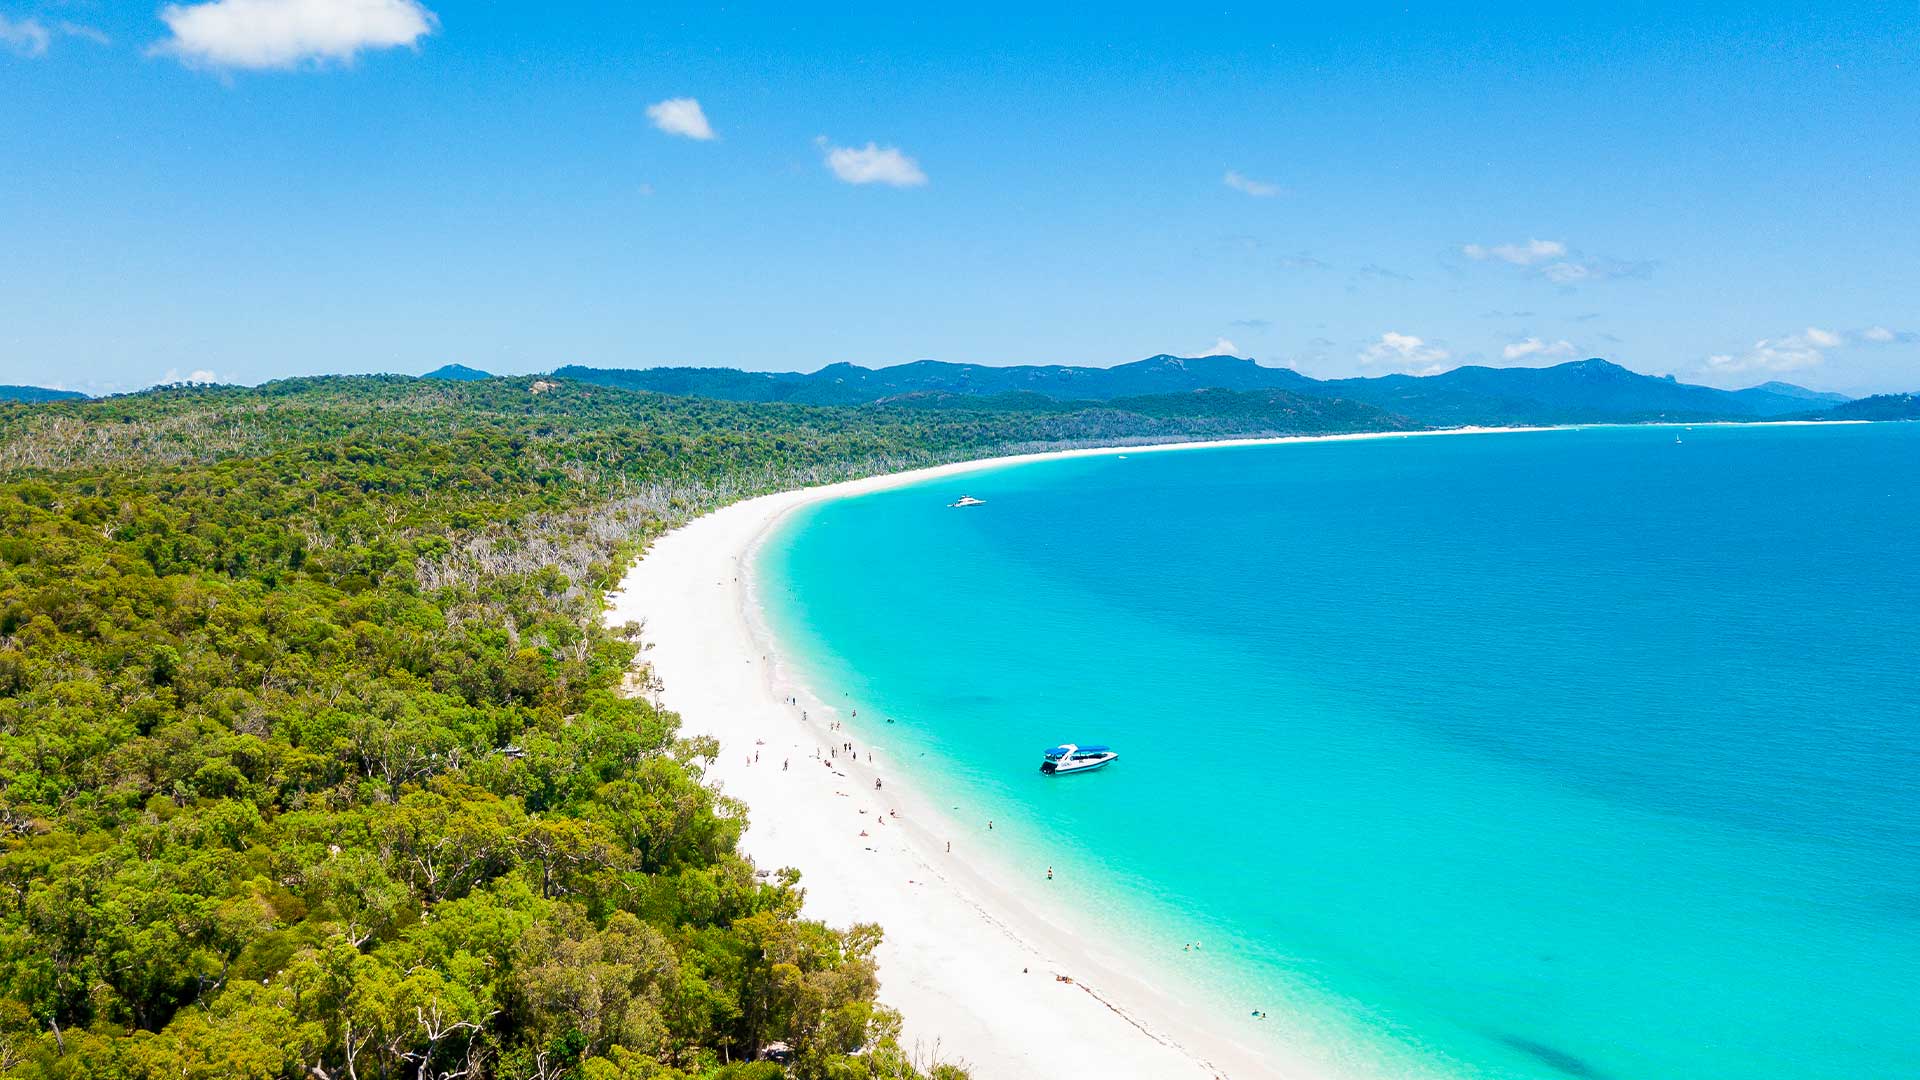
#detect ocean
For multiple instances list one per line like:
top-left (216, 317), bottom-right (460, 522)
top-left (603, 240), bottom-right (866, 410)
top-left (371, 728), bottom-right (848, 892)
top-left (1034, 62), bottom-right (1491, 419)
top-left (757, 423), bottom-right (1920, 1080)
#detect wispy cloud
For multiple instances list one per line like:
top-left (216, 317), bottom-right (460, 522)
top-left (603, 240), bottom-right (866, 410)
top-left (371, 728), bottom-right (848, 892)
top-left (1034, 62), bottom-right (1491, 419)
top-left (1230, 318), bottom-right (1272, 330)
top-left (1357, 263), bottom-right (1411, 282)
top-left (0, 15), bottom-right (50, 56)
top-left (818, 138), bottom-right (927, 187)
top-left (1461, 238), bottom-right (1649, 287)
top-left (1, 16), bottom-right (109, 57)
top-left (59, 21), bottom-right (111, 46)
top-left (1223, 170), bottom-right (1281, 197)
top-left (153, 0), bottom-right (437, 70)
top-left (1503, 337), bottom-right (1578, 361)
top-left (1358, 331), bottom-right (1451, 374)
top-left (1196, 337), bottom-right (1241, 357)
top-left (1703, 325), bottom-right (1910, 375)
top-left (646, 97), bottom-right (715, 140)
top-left (1463, 239), bottom-right (1566, 266)
top-left (1860, 325), bottom-right (1916, 344)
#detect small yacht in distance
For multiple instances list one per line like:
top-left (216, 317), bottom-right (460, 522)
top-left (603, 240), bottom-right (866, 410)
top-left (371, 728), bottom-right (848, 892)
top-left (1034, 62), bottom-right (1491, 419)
top-left (949, 495), bottom-right (986, 507)
top-left (1041, 743), bottom-right (1118, 775)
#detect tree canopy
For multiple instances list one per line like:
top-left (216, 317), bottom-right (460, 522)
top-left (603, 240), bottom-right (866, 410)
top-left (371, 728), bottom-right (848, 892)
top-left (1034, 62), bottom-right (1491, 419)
top-left (0, 375), bottom-right (1344, 1079)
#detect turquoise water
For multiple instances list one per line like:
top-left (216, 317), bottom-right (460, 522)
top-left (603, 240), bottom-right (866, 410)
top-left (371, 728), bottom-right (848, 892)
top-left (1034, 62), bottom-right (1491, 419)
top-left (759, 424), bottom-right (1920, 1080)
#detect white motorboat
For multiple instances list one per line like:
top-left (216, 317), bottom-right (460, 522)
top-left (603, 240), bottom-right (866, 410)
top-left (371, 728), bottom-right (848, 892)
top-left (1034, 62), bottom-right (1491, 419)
top-left (1040, 743), bottom-right (1118, 775)
top-left (949, 495), bottom-right (986, 507)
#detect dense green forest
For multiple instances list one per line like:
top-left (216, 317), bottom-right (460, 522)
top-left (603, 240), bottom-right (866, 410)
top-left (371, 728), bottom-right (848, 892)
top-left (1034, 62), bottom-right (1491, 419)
top-left (0, 376), bottom-right (1361, 1080)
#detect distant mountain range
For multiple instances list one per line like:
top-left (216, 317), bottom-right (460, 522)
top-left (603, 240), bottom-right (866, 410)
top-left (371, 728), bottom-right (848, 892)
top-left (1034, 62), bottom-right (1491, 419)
top-left (556, 355), bottom-right (1862, 427)
top-left (1746, 380), bottom-right (1852, 404)
top-left (0, 385), bottom-right (87, 403)
top-left (1, 357), bottom-right (1898, 428)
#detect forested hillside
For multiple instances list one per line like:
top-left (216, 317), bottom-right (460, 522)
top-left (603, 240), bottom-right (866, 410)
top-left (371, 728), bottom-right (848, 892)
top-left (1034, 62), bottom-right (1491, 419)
top-left (0, 376), bottom-right (1364, 1080)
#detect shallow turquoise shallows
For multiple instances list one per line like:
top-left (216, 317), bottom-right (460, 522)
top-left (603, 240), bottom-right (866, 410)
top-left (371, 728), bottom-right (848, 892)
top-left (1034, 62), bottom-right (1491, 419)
top-left (758, 424), bottom-right (1920, 1080)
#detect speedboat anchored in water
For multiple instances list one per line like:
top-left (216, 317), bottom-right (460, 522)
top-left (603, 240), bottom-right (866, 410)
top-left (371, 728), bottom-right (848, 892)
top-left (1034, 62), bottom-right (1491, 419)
top-left (949, 495), bottom-right (986, 507)
top-left (1040, 743), bottom-right (1118, 775)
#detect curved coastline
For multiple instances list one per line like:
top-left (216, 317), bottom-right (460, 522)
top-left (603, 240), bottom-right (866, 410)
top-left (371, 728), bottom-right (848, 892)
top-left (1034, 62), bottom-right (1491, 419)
top-left (602, 427), bottom-right (1546, 1079)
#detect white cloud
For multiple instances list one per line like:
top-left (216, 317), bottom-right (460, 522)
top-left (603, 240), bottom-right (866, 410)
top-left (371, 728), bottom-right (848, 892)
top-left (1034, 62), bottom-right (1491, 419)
top-left (1358, 331), bottom-right (1451, 374)
top-left (0, 18), bottom-right (110, 55)
top-left (1462, 238), bottom-right (1566, 266)
top-left (1223, 170), bottom-right (1281, 197)
top-left (0, 15), bottom-right (51, 56)
top-left (59, 22), bottom-right (112, 46)
top-left (153, 0), bottom-right (437, 70)
top-left (1704, 327), bottom-right (1840, 375)
top-left (1462, 238), bottom-right (1652, 287)
top-left (1196, 337), bottom-right (1241, 357)
top-left (819, 139), bottom-right (927, 187)
top-left (1541, 262), bottom-right (1590, 285)
top-left (163, 368), bottom-right (220, 385)
top-left (1503, 337), bottom-right (1577, 361)
top-left (646, 97), bottom-right (715, 141)
top-left (1705, 324), bottom-right (1916, 376)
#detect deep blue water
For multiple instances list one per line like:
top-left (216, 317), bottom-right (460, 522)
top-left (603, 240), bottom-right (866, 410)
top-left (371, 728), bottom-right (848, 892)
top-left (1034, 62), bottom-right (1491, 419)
top-left (760, 424), bottom-right (1920, 1080)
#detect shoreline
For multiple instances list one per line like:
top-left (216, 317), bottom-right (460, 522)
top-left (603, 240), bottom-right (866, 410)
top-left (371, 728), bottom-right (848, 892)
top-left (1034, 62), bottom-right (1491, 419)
top-left (609, 420), bottom-right (1846, 1075)
top-left (603, 426), bottom-right (1563, 1078)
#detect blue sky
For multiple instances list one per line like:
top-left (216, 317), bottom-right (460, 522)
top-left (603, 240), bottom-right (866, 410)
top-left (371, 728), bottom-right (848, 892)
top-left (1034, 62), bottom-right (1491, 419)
top-left (1, 1), bottom-right (1915, 395)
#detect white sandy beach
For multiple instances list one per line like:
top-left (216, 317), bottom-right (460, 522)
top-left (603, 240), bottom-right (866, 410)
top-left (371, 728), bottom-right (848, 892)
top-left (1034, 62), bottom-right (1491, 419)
top-left (602, 430), bottom-right (1533, 1079)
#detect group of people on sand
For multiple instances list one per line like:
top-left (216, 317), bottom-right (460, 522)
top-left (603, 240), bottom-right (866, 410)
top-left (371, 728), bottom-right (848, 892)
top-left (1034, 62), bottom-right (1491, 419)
top-left (766, 688), bottom-right (1288, 1030)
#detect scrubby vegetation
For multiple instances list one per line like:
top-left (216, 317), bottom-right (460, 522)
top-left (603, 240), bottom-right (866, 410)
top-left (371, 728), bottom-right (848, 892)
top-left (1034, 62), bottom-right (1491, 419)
top-left (0, 375), bottom-right (1368, 1079)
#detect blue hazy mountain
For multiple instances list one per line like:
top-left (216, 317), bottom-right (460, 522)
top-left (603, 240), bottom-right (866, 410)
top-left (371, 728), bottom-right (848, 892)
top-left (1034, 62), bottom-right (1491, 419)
top-left (421, 364), bottom-right (493, 381)
top-left (0, 385), bottom-right (87, 403)
top-left (1742, 380), bottom-right (1852, 404)
top-left (556, 356), bottom-right (1851, 426)
top-left (557, 354), bottom-right (1311, 404)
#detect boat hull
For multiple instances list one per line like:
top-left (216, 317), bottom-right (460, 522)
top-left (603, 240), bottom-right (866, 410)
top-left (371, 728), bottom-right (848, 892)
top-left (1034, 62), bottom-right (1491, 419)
top-left (1040, 756), bottom-right (1116, 775)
